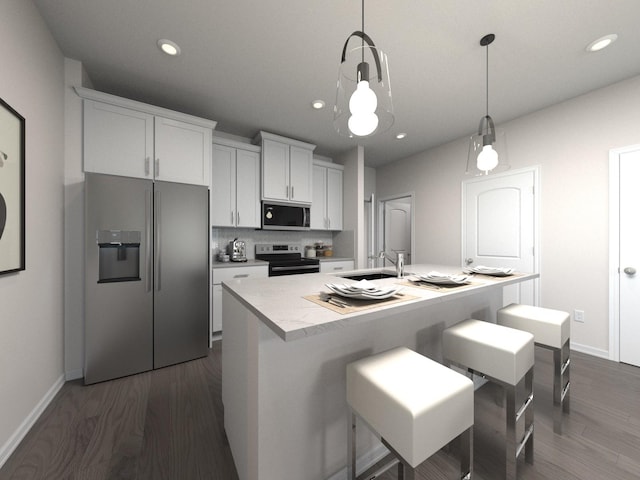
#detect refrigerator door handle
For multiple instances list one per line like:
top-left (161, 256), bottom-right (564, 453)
top-left (145, 188), bottom-right (152, 292)
top-left (154, 189), bottom-right (161, 291)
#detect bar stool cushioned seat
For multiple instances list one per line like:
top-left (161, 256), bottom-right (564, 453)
top-left (498, 303), bottom-right (571, 434)
top-left (443, 319), bottom-right (535, 480)
top-left (347, 347), bottom-right (474, 479)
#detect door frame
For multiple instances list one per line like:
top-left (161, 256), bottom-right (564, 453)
top-left (461, 165), bottom-right (541, 306)
top-left (377, 192), bottom-right (415, 267)
top-left (608, 144), bottom-right (640, 362)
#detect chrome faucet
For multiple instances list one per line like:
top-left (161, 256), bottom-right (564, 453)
top-left (378, 251), bottom-right (405, 278)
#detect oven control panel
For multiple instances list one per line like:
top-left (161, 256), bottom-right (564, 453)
top-left (255, 244), bottom-right (301, 255)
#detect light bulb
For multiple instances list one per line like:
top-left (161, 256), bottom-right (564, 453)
top-left (477, 144), bottom-right (499, 173)
top-left (349, 80), bottom-right (377, 115)
top-left (348, 112), bottom-right (379, 136)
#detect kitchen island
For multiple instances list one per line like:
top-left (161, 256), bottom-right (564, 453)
top-left (221, 265), bottom-right (538, 480)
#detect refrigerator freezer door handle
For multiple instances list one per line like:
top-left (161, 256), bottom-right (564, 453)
top-left (146, 189), bottom-right (152, 292)
top-left (154, 190), bottom-right (161, 291)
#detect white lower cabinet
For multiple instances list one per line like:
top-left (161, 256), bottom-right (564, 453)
top-left (211, 265), bottom-right (268, 334)
top-left (320, 260), bottom-right (354, 273)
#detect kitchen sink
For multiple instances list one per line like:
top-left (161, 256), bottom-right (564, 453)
top-left (339, 272), bottom-right (401, 281)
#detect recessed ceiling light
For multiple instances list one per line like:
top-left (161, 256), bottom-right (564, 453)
top-left (586, 34), bottom-right (618, 52)
top-left (158, 39), bottom-right (181, 56)
top-left (311, 100), bottom-right (325, 110)
top-left (396, 133), bottom-right (407, 140)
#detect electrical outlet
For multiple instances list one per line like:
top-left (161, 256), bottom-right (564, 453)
top-left (574, 309), bottom-right (585, 323)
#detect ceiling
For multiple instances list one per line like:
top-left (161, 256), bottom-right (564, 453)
top-left (33, 0), bottom-right (640, 167)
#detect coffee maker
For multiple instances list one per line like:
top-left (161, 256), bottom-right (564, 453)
top-left (227, 238), bottom-right (247, 262)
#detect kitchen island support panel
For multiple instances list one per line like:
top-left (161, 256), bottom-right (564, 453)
top-left (222, 277), bottom-right (511, 479)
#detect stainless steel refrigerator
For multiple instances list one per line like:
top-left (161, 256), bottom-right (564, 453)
top-left (84, 173), bottom-right (209, 385)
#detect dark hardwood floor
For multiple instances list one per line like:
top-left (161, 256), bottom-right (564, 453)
top-left (0, 342), bottom-right (238, 480)
top-left (1, 344), bottom-right (639, 479)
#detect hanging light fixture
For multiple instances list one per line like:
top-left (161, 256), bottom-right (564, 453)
top-left (333, 0), bottom-right (394, 137)
top-left (466, 33), bottom-right (509, 176)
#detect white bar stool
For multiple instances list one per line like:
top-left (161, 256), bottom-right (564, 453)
top-left (346, 347), bottom-right (474, 480)
top-left (442, 319), bottom-right (535, 480)
top-left (497, 303), bottom-right (570, 434)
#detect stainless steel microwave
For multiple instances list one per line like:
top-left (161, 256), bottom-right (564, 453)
top-left (262, 202), bottom-right (310, 230)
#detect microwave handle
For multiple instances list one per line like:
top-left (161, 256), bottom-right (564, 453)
top-left (303, 207), bottom-right (308, 227)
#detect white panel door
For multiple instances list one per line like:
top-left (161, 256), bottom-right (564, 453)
top-left (619, 149), bottom-right (640, 367)
top-left (384, 199), bottom-right (411, 265)
top-left (463, 168), bottom-right (537, 306)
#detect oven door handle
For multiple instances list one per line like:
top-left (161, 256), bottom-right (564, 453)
top-left (271, 264), bottom-right (319, 272)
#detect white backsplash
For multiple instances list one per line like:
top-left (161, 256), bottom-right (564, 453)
top-left (212, 228), bottom-right (337, 260)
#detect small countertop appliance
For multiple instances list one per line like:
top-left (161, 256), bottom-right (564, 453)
top-left (227, 238), bottom-right (247, 262)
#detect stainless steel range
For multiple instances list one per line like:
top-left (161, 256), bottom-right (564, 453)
top-left (255, 243), bottom-right (320, 276)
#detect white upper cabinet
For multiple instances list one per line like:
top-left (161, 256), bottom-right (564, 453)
top-left (211, 139), bottom-right (261, 228)
top-left (255, 131), bottom-right (315, 204)
top-left (154, 117), bottom-right (211, 186)
top-left (311, 160), bottom-right (343, 231)
top-left (83, 100), bottom-right (154, 179)
top-left (78, 88), bottom-right (216, 186)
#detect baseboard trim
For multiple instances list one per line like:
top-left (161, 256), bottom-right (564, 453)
top-left (570, 341), bottom-right (609, 360)
top-left (0, 374), bottom-right (65, 469)
top-left (65, 368), bottom-right (83, 381)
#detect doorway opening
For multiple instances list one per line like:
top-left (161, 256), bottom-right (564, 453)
top-left (374, 193), bottom-right (415, 269)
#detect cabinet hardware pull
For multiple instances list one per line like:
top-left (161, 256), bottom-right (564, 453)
top-left (145, 157), bottom-right (150, 176)
top-left (291, 186), bottom-right (294, 198)
top-left (237, 211), bottom-right (240, 225)
top-left (155, 158), bottom-right (160, 177)
top-left (231, 211), bottom-right (234, 224)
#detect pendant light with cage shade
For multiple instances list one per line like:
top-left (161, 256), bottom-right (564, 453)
top-left (466, 34), bottom-right (509, 175)
top-left (333, 0), bottom-right (394, 137)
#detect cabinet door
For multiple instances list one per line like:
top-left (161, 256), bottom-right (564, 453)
top-left (154, 116), bottom-right (212, 186)
top-left (211, 144), bottom-right (236, 227)
top-left (320, 260), bottom-right (354, 273)
top-left (326, 168), bottom-right (343, 230)
top-left (83, 100), bottom-right (154, 179)
top-left (262, 139), bottom-right (290, 201)
top-left (235, 149), bottom-right (261, 228)
top-left (311, 165), bottom-right (327, 229)
top-left (289, 146), bottom-right (313, 203)
top-left (212, 284), bottom-right (222, 333)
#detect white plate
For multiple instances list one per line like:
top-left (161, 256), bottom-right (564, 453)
top-left (465, 266), bottom-right (514, 277)
top-left (411, 272), bottom-right (471, 285)
top-left (325, 283), bottom-right (403, 300)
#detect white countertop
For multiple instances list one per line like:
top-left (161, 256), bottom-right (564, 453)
top-left (222, 264), bottom-right (538, 341)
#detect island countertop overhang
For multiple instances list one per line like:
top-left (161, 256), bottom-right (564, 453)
top-left (222, 264), bottom-right (539, 342)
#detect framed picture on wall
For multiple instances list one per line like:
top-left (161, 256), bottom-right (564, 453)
top-left (0, 97), bottom-right (25, 275)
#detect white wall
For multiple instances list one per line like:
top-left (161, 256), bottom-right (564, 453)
top-left (377, 74), bottom-right (640, 356)
top-left (0, 0), bottom-right (65, 465)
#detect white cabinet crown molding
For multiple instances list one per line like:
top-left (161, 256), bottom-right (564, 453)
top-left (213, 135), bottom-right (261, 152)
top-left (75, 86), bottom-right (217, 130)
top-left (313, 158), bottom-right (344, 170)
top-left (253, 130), bottom-right (316, 151)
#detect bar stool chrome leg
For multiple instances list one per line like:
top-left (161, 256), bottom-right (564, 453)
top-left (504, 367), bottom-right (535, 479)
top-left (552, 338), bottom-right (571, 434)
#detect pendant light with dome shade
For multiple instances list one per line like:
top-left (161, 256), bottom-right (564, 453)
top-left (333, 0), bottom-right (394, 138)
top-left (466, 33), bottom-right (509, 176)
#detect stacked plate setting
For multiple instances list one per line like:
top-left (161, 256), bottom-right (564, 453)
top-left (464, 265), bottom-right (514, 276)
top-left (409, 272), bottom-right (471, 286)
top-left (325, 280), bottom-right (403, 300)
